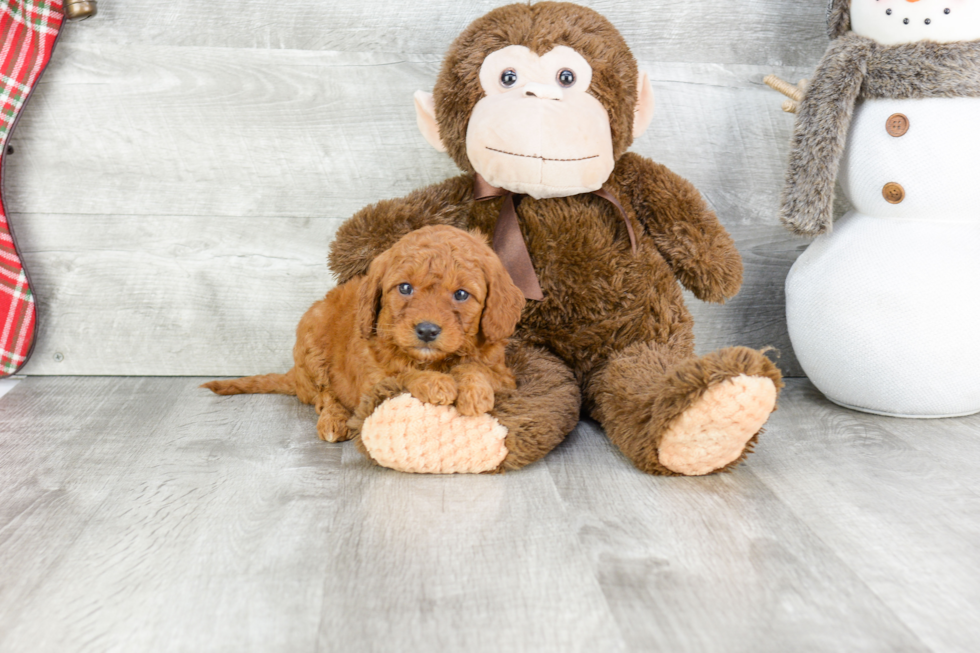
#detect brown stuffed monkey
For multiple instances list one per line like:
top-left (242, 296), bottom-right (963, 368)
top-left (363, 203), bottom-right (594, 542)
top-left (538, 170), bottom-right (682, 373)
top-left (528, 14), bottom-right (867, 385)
top-left (332, 2), bottom-right (783, 476)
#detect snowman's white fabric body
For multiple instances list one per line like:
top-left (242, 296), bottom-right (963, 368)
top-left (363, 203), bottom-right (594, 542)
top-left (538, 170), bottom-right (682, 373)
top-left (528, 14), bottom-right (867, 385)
top-left (782, 0), bottom-right (980, 417)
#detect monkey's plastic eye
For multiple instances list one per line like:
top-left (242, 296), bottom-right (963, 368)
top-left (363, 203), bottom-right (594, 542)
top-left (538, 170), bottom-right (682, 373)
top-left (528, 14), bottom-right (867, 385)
top-left (453, 289), bottom-right (470, 302)
top-left (557, 69), bottom-right (576, 87)
top-left (500, 69), bottom-right (518, 88)
top-left (398, 283), bottom-right (413, 296)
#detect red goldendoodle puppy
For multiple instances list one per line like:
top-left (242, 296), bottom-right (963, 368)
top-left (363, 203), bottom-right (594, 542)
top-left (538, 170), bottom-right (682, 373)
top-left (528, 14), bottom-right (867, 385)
top-left (203, 225), bottom-right (525, 442)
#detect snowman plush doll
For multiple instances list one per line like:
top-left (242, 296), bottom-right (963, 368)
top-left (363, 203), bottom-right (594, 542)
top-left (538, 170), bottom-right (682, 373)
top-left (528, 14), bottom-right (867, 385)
top-left (776, 0), bottom-right (980, 418)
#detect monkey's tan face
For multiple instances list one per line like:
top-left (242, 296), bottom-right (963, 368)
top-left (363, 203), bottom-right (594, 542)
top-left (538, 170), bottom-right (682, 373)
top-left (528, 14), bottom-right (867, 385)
top-left (464, 45), bottom-right (615, 199)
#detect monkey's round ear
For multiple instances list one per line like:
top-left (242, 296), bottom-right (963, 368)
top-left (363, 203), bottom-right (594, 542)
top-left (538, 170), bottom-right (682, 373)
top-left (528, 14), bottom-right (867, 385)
top-left (632, 72), bottom-right (655, 140)
top-left (414, 90), bottom-right (447, 153)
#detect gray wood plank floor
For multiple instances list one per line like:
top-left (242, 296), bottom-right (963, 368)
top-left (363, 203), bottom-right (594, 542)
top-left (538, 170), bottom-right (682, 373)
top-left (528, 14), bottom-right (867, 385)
top-left (2, 377), bottom-right (977, 652)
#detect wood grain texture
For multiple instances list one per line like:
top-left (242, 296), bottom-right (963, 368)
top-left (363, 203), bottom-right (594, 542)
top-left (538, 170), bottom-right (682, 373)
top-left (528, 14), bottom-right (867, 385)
top-left (883, 411), bottom-right (980, 496)
top-left (3, 377), bottom-right (978, 651)
top-left (315, 449), bottom-right (626, 652)
top-left (6, 45), bottom-right (809, 375)
top-left (0, 377), bottom-right (343, 653)
top-left (0, 379), bottom-right (19, 400)
top-left (53, 0), bottom-right (830, 66)
top-left (2, 1), bottom-right (831, 376)
top-left (0, 377), bottom-right (625, 652)
top-left (12, 216), bottom-right (799, 375)
top-left (15, 214), bottom-right (339, 375)
top-left (5, 46), bottom-right (809, 222)
top-left (544, 422), bottom-right (927, 652)
top-left (753, 381), bottom-right (980, 653)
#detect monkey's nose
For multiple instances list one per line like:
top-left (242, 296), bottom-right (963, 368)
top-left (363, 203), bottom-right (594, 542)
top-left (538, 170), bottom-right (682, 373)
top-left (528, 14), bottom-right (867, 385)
top-left (522, 82), bottom-right (563, 101)
top-left (415, 322), bottom-right (442, 343)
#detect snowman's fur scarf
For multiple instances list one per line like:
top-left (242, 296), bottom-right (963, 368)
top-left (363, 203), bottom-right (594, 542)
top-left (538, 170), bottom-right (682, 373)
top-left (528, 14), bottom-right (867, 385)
top-left (780, 32), bottom-right (980, 235)
top-left (827, 0), bottom-right (850, 40)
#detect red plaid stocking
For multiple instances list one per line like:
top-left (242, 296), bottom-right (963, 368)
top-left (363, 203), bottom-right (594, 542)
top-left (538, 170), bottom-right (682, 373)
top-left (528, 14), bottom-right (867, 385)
top-left (1, 0), bottom-right (63, 376)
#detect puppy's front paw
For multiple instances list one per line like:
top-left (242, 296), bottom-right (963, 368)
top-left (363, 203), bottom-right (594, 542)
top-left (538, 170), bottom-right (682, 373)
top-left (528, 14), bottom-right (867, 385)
top-left (317, 411), bottom-right (351, 442)
top-left (407, 372), bottom-right (457, 406)
top-left (456, 378), bottom-right (495, 416)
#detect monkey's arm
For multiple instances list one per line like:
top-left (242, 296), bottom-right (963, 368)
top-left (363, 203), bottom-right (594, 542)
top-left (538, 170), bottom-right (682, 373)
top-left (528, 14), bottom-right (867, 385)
top-left (618, 152), bottom-right (742, 303)
top-left (328, 174), bottom-right (474, 283)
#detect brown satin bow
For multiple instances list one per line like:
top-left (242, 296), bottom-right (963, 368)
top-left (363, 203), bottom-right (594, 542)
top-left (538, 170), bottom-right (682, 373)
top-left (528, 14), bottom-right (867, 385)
top-left (474, 174), bottom-right (637, 301)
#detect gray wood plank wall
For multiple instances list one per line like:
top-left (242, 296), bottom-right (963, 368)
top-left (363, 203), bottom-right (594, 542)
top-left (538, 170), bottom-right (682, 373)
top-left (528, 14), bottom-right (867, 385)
top-left (5, 1), bottom-right (837, 376)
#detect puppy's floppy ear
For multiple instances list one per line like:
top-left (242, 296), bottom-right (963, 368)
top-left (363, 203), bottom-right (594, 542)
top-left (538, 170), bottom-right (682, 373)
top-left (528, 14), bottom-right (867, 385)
top-left (356, 249), bottom-right (392, 340)
top-left (479, 250), bottom-right (526, 344)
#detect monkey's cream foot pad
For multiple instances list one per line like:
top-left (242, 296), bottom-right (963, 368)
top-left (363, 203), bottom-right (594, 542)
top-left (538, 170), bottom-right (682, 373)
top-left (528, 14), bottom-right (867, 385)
top-left (360, 394), bottom-right (508, 474)
top-left (658, 375), bottom-right (777, 476)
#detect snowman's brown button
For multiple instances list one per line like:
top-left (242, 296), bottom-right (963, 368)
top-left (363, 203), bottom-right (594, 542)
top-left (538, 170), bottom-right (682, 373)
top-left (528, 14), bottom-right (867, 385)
top-left (883, 182), bottom-right (905, 204)
top-left (886, 113), bottom-right (910, 137)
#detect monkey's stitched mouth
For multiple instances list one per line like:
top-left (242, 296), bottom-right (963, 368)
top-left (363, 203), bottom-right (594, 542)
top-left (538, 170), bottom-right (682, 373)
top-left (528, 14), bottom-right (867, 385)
top-left (486, 146), bottom-right (599, 162)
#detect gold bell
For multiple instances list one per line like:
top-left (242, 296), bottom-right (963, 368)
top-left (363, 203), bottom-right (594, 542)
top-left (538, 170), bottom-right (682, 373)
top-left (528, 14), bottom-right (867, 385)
top-left (64, 0), bottom-right (97, 21)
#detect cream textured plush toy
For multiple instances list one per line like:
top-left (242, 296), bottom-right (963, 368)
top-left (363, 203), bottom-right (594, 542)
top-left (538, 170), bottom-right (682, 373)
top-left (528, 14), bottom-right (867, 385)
top-left (774, 0), bottom-right (980, 417)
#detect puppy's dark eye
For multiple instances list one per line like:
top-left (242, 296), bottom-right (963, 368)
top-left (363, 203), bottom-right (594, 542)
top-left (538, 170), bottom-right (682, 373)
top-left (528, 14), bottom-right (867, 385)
top-left (453, 289), bottom-right (470, 301)
top-left (500, 69), bottom-right (518, 88)
top-left (397, 283), bottom-right (413, 296)
top-left (557, 69), bottom-right (575, 87)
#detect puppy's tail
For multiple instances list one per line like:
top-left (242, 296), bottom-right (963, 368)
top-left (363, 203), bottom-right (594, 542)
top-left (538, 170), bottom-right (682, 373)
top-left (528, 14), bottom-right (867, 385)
top-left (202, 369), bottom-right (297, 396)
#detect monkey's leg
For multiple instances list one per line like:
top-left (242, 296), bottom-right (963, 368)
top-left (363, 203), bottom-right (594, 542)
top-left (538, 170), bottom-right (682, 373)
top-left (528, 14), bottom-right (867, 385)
top-left (490, 343), bottom-right (581, 472)
top-left (588, 342), bottom-right (782, 476)
top-left (348, 343), bottom-right (580, 474)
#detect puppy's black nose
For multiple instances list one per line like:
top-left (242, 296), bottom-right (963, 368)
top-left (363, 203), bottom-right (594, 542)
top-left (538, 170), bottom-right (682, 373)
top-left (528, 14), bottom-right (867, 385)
top-left (415, 322), bottom-right (441, 343)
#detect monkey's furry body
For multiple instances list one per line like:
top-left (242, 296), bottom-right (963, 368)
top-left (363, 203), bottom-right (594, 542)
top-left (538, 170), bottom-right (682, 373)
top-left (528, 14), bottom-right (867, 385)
top-left (330, 2), bottom-right (783, 476)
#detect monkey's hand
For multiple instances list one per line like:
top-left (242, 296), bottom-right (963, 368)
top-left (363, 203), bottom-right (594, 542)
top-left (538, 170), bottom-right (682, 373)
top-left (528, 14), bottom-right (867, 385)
top-left (619, 153), bottom-right (743, 303)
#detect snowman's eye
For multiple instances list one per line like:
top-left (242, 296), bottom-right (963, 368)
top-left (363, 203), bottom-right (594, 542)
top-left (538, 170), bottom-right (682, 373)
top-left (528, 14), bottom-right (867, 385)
top-left (886, 8), bottom-right (892, 15)
top-left (903, 18), bottom-right (910, 24)
top-left (945, 8), bottom-right (951, 14)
